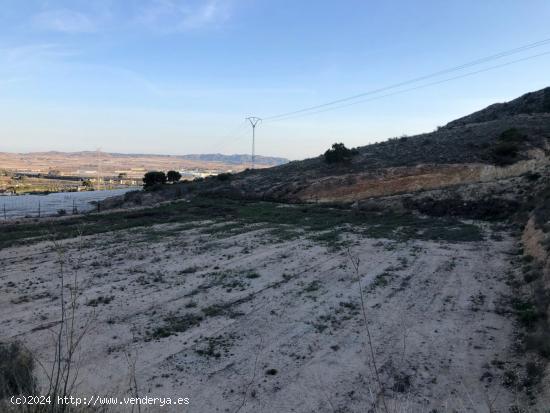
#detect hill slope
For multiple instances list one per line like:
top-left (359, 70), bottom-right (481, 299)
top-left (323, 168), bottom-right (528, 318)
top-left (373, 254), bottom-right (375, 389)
top-left (183, 87), bottom-right (550, 203)
top-left (447, 86), bottom-right (550, 127)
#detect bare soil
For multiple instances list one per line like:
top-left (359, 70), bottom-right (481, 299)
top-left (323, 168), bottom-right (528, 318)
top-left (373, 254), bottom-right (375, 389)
top-left (0, 211), bottom-right (542, 412)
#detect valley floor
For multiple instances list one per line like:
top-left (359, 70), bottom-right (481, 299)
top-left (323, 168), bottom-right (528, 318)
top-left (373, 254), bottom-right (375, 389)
top-left (0, 200), bottom-right (539, 412)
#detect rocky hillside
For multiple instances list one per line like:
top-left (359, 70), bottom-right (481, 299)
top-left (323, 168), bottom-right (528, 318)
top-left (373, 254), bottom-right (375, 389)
top-left (447, 86), bottom-right (550, 127)
top-left (185, 87), bottom-right (550, 204)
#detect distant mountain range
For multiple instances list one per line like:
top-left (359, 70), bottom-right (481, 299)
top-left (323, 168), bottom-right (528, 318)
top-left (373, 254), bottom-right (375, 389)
top-left (2, 151), bottom-right (288, 167)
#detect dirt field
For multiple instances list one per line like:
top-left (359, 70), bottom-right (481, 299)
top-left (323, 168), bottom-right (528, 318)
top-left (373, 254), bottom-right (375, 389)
top-left (0, 201), bottom-right (541, 412)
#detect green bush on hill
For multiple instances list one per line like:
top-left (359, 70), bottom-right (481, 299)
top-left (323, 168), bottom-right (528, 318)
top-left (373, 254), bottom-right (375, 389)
top-left (492, 141), bottom-right (519, 157)
top-left (217, 172), bottom-right (232, 181)
top-left (323, 143), bottom-right (358, 164)
top-left (499, 128), bottom-right (527, 143)
top-left (490, 128), bottom-right (528, 166)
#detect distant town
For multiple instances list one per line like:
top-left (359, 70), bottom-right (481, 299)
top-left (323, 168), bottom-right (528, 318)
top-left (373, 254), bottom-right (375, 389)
top-left (0, 168), bottom-right (226, 194)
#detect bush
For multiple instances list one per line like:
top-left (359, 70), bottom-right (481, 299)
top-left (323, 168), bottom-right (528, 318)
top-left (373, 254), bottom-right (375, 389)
top-left (166, 170), bottom-right (182, 183)
top-left (513, 298), bottom-right (540, 328)
top-left (216, 172), bottom-right (232, 181)
top-left (492, 142), bottom-right (519, 157)
top-left (525, 171), bottom-right (541, 182)
top-left (499, 128), bottom-right (526, 143)
top-left (491, 142), bottom-right (519, 166)
top-left (323, 143), bottom-right (358, 164)
top-left (523, 361), bottom-right (544, 388)
top-left (488, 128), bottom-right (528, 166)
top-left (143, 171), bottom-right (167, 189)
top-left (0, 341), bottom-right (36, 398)
top-left (502, 369), bottom-right (518, 387)
top-left (525, 330), bottom-right (550, 359)
top-left (543, 88), bottom-right (550, 111)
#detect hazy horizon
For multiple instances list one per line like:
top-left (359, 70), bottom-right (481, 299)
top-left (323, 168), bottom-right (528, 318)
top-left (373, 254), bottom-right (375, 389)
top-left (1, 1), bottom-right (549, 160)
top-left (0, 149), bottom-right (289, 159)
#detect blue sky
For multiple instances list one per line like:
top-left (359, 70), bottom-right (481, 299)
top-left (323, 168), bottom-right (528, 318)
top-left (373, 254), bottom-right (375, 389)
top-left (0, 0), bottom-right (549, 159)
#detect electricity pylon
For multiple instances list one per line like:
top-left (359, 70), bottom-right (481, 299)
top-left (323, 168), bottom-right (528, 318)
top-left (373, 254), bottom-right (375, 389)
top-left (246, 117), bottom-right (261, 169)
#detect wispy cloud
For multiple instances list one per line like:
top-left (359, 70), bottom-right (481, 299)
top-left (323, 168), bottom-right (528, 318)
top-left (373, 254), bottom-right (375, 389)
top-left (136, 0), bottom-right (232, 33)
top-left (0, 43), bottom-right (78, 64)
top-left (32, 9), bottom-right (97, 33)
top-left (181, 0), bottom-right (230, 29)
top-left (67, 63), bottom-right (310, 100)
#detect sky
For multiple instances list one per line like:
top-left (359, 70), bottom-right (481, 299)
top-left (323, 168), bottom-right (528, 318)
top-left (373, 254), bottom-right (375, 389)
top-left (0, 0), bottom-right (549, 160)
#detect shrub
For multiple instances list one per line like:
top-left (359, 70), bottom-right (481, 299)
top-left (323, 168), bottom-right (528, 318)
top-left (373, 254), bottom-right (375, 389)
top-left (491, 142), bottom-right (519, 166)
top-left (543, 88), bottom-right (550, 111)
top-left (86, 295), bottom-right (114, 307)
top-left (499, 128), bottom-right (526, 143)
top-left (525, 330), bottom-right (550, 359)
top-left (502, 369), bottom-right (518, 387)
top-left (166, 170), bottom-right (182, 183)
top-left (488, 128), bottom-right (528, 166)
top-left (523, 361), bottom-right (544, 388)
top-left (525, 172), bottom-right (541, 181)
top-left (323, 143), bottom-right (358, 164)
top-left (513, 298), bottom-right (540, 328)
top-left (216, 172), bottom-right (232, 181)
top-left (149, 314), bottom-right (203, 339)
top-left (492, 142), bottom-right (519, 157)
top-left (143, 171), bottom-right (167, 189)
top-left (0, 341), bottom-right (36, 398)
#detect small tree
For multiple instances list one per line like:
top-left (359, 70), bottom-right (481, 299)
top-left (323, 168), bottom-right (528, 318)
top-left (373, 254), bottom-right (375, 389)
top-left (167, 170), bottom-right (182, 183)
top-left (323, 143), bottom-right (358, 164)
top-left (143, 171), bottom-right (167, 189)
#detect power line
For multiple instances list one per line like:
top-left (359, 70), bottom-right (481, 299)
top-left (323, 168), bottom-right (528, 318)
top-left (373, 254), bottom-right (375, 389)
top-left (262, 37), bottom-right (550, 121)
top-left (198, 38), bottom-right (550, 157)
top-left (203, 120), bottom-right (250, 155)
top-left (266, 50), bottom-right (550, 122)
